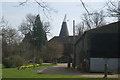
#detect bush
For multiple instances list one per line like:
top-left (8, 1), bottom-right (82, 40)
top-left (75, 65), bottom-right (81, 71)
top-left (11, 55), bottom-right (24, 67)
top-left (2, 58), bottom-right (13, 68)
top-left (37, 59), bottom-right (43, 65)
top-left (75, 66), bottom-right (78, 71)
top-left (3, 55), bottom-right (24, 68)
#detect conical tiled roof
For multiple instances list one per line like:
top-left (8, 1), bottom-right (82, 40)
top-left (59, 15), bottom-right (69, 37)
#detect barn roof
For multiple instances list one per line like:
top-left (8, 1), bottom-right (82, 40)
top-left (75, 21), bottom-right (120, 45)
top-left (75, 21), bottom-right (120, 58)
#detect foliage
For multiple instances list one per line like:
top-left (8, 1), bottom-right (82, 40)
top-left (20, 14), bottom-right (48, 61)
top-left (41, 42), bottom-right (63, 62)
top-left (3, 55), bottom-right (24, 68)
top-left (18, 41), bottom-right (34, 61)
top-left (10, 55), bottom-right (24, 67)
top-left (1, 14), bottom-right (50, 62)
top-left (19, 14), bottom-right (51, 36)
top-left (75, 65), bottom-right (81, 71)
top-left (1, 17), bottom-right (23, 58)
top-left (31, 14), bottom-right (47, 49)
top-left (2, 58), bottom-right (13, 68)
top-left (37, 59), bottom-right (43, 65)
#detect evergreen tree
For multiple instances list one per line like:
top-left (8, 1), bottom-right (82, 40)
top-left (22, 14), bottom-right (47, 61)
top-left (32, 14), bottom-right (47, 49)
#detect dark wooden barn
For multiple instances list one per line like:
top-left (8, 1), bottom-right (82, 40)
top-left (75, 21), bottom-right (120, 72)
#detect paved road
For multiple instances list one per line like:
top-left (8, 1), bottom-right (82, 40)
top-left (38, 63), bottom-right (119, 78)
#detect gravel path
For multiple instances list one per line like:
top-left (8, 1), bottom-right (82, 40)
top-left (38, 63), bottom-right (119, 78)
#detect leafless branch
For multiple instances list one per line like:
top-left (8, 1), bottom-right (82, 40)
top-left (80, 0), bottom-right (90, 15)
top-left (14, 0), bottom-right (57, 19)
top-left (106, 0), bottom-right (120, 18)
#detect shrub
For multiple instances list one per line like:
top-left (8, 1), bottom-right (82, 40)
top-left (10, 55), bottom-right (24, 67)
top-left (37, 59), bottom-right (43, 65)
top-left (3, 55), bottom-right (24, 68)
top-left (75, 66), bottom-right (78, 71)
top-left (75, 65), bottom-right (81, 71)
top-left (2, 58), bottom-right (13, 68)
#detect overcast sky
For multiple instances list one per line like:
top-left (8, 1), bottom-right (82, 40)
top-left (1, 0), bottom-right (118, 40)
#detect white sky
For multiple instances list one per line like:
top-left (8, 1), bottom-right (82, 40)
top-left (1, 0), bottom-right (118, 40)
top-left (1, 0), bottom-right (118, 2)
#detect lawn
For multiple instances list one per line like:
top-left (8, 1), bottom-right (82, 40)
top-left (2, 64), bottom-right (89, 78)
top-left (0, 64), bottom-right (2, 68)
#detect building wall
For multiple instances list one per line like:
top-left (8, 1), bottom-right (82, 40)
top-left (75, 33), bottom-right (90, 72)
top-left (75, 21), bottom-right (119, 72)
top-left (48, 36), bottom-right (77, 63)
top-left (90, 58), bottom-right (120, 72)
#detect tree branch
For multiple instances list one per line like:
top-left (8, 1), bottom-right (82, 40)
top-left (80, 0), bottom-right (90, 15)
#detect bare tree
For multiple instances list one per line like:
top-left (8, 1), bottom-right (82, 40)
top-left (19, 14), bottom-right (36, 35)
top-left (79, 0), bottom-right (106, 32)
top-left (0, 17), bottom-right (23, 58)
top-left (82, 11), bottom-right (106, 30)
top-left (76, 22), bottom-right (84, 35)
top-left (19, 14), bottom-right (51, 35)
top-left (76, 10), bottom-right (106, 35)
top-left (107, 0), bottom-right (120, 20)
top-left (5, 29), bottom-right (20, 45)
top-left (43, 22), bottom-right (51, 34)
top-left (0, 17), bottom-right (22, 45)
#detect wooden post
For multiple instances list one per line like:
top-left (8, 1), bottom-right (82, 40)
top-left (104, 64), bottom-right (107, 78)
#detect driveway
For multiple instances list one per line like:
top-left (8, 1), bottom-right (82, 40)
top-left (38, 63), bottom-right (119, 78)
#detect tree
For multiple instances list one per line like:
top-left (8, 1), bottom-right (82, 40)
top-left (3, 55), bottom-right (24, 68)
top-left (2, 28), bottom-right (23, 57)
top-left (19, 14), bottom-right (36, 35)
top-left (16, 41), bottom-right (34, 61)
top-left (76, 11), bottom-right (106, 35)
top-left (21, 14), bottom-right (47, 62)
top-left (0, 17), bottom-right (23, 58)
top-left (41, 42), bottom-right (63, 63)
top-left (78, 0), bottom-right (106, 35)
top-left (43, 22), bottom-right (51, 34)
top-left (76, 22), bottom-right (84, 35)
top-left (82, 11), bottom-right (106, 30)
top-left (19, 14), bottom-right (51, 36)
top-left (19, 14), bottom-right (50, 62)
top-left (31, 14), bottom-right (47, 49)
top-left (107, 0), bottom-right (120, 20)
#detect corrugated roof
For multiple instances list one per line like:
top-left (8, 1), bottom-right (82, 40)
top-left (75, 21), bottom-right (120, 45)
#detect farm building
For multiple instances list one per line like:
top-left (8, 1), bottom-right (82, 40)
top-left (75, 21), bottom-right (120, 72)
top-left (48, 15), bottom-right (78, 63)
top-left (49, 36), bottom-right (77, 63)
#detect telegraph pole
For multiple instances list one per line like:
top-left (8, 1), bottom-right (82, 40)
top-left (118, 1), bottom-right (120, 21)
top-left (73, 20), bottom-right (76, 68)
